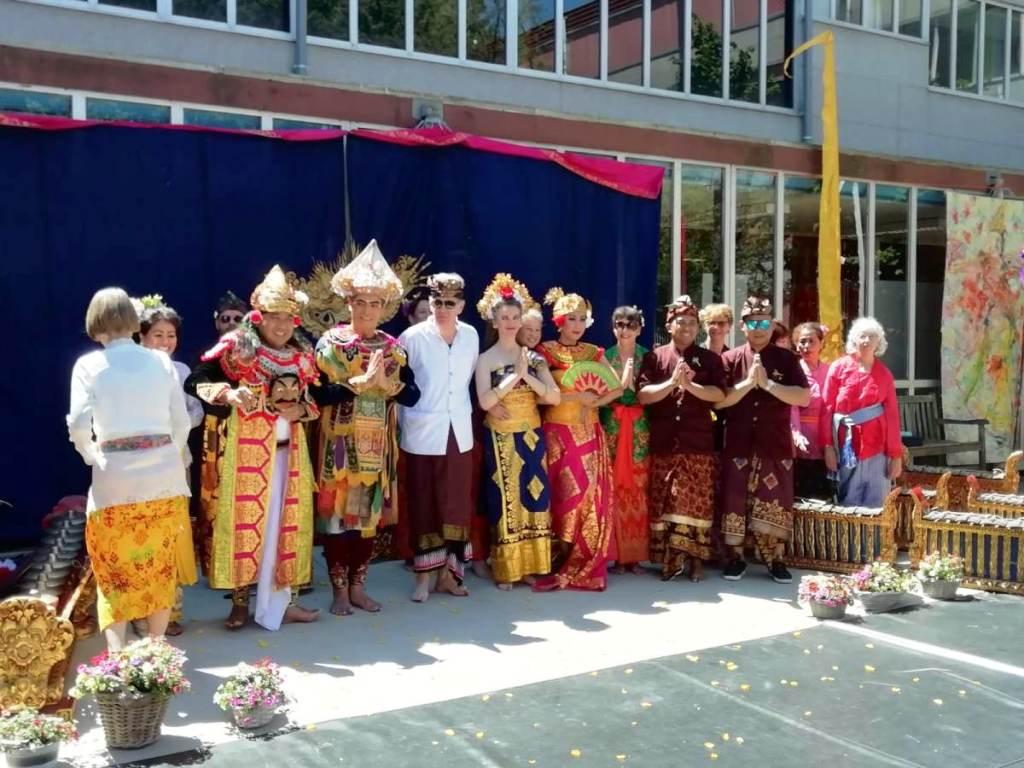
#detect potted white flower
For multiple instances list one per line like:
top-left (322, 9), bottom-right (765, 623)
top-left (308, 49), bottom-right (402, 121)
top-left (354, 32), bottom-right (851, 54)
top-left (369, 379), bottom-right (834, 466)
top-left (797, 573), bottom-right (854, 620)
top-left (0, 709), bottom-right (77, 768)
top-left (916, 551), bottom-right (964, 600)
top-left (852, 561), bottom-right (922, 613)
top-left (214, 660), bottom-right (286, 729)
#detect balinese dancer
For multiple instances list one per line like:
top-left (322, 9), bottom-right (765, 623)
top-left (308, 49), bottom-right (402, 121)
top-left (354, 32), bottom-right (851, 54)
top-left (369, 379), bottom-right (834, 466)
top-left (638, 296), bottom-right (726, 582)
top-left (473, 274), bottom-right (559, 589)
top-left (316, 241), bottom-right (420, 616)
top-left (600, 306), bottom-right (650, 574)
top-left (398, 273), bottom-right (479, 603)
top-left (67, 288), bottom-right (194, 650)
top-left (186, 266), bottom-right (341, 630)
top-left (533, 288), bottom-right (622, 592)
top-left (716, 296), bottom-right (810, 584)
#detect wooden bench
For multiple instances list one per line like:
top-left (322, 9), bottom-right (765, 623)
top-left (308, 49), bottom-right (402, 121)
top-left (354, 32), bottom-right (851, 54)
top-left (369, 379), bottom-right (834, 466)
top-left (897, 393), bottom-right (988, 469)
top-left (786, 488), bottom-right (899, 573)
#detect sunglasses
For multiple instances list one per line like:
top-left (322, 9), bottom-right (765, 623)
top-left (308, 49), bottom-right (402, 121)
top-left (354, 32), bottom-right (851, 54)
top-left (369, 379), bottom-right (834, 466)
top-left (218, 313), bottom-right (244, 324)
top-left (744, 319), bottom-right (772, 331)
top-left (614, 321), bottom-right (640, 330)
top-left (431, 298), bottom-right (460, 309)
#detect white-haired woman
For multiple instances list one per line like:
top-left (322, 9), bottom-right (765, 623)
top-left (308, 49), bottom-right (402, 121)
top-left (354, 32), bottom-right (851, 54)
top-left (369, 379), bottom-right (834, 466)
top-left (818, 317), bottom-right (903, 506)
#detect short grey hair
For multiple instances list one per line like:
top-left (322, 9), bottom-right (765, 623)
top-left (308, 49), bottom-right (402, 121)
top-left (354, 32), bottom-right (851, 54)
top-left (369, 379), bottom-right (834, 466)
top-left (845, 316), bottom-right (888, 356)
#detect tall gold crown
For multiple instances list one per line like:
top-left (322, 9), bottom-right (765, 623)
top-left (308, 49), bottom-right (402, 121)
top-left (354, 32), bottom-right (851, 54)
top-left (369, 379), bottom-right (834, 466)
top-left (476, 273), bottom-right (536, 321)
top-left (251, 265), bottom-right (308, 315)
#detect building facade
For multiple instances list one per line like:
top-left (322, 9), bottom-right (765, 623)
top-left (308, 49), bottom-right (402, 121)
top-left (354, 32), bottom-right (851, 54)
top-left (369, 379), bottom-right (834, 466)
top-left (3, 0), bottom-right (1023, 393)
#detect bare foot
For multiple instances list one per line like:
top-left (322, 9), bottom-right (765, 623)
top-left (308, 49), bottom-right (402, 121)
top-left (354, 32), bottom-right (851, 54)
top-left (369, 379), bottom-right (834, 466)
top-left (522, 575), bottom-right (537, 586)
top-left (165, 620), bottom-right (184, 637)
top-left (283, 604), bottom-right (320, 624)
top-left (627, 563), bottom-right (645, 575)
top-left (689, 559), bottom-right (705, 583)
top-left (330, 588), bottom-right (354, 616)
top-left (471, 560), bottom-right (492, 579)
top-left (349, 585), bottom-right (381, 612)
top-left (496, 582), bottom-right (514, 591)
top-left (224, 604), bottom-right (249, 631)
top-left (436, 570), bottom-right (470, 597)
top-left (411, 578), bottom-right (430, 603)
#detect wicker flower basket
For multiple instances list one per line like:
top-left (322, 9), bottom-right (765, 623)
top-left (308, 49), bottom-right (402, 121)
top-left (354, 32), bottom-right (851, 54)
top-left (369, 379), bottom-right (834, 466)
top-left (921, 580), bottom-right (960, 600)
top-left (95, 692), bottom-right (169, 749)
top-left (1, 741), bottom-right (60, 768)
top-left (231, 704), bottom-right (278, 730)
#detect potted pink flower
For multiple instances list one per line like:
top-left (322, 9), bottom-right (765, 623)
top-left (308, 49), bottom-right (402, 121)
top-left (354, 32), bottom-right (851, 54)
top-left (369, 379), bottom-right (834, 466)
top-left (916, 551), bottom-right (964, 600)
top-left (797, 573), bottom-right (854, 620)
top-left (852, 561), bottom-right (922, 613)
top-left (213, 660), bottom-right (286, 729)
top-left (0, 709), bottom-right (77, 768)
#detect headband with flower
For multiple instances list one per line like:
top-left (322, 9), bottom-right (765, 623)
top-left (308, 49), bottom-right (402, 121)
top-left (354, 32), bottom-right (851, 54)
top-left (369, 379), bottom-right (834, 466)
top-left (476, 273), bottom-right (536, 321)
top-left (544, 287), bottom-right (594, 328)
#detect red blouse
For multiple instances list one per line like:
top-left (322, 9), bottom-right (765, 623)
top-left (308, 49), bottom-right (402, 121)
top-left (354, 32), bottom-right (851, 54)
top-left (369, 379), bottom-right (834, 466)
top-left (818, 355), bottom-right (903, 461)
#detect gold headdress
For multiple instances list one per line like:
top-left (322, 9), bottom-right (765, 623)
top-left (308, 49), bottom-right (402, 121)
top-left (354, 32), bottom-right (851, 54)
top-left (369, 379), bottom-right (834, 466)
top-left (250, 265), bottom-right (308, 316)
top-left (330, 239), bottom-right (404, 303)
top-left (544, 287), bottom-right (593, 328)
top-left (476, 273), bottom-right (536, 321)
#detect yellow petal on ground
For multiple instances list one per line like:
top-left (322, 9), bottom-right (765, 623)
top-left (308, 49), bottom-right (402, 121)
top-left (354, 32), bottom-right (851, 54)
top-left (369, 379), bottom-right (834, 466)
top-left (891, 687), bottom-right (901, 694)
top-left (865, 643), bottom-right (874, 649)
top-left (728, 644), bottom-right (743, 650)
top-left (780, 679), bottom-right (788, 685)
top-left (792, 631), bottom-right (802, 637)
top-left (306, 725), bottom-right (316, 731)
top-left (958, 690), bottom-right (967, 696)
top-left (687, 655), bottom-right (700, 662)
top-left (803, 711), bottom-right (813, 717)
top-left (933, 699), bottom-right (944, 706)
top-left (505, 692), bottom-right (515, 697)
top-left (444, 729), bottom-right (455, 736)
top-left (476, 732), bottom-right (485, 739)
top-left (641, 701), bottom-right (653, 708)
top-left (431, 741), bottom-right (439, 746)
top-left (529, 761), bottom-right (536, 765)
top-left (590, 672), bottom-right (599, 677)
top-left (816, 644), bottom-right (823, 650)
top-left (710, 753), bottom-right (719, 760)
top-left (739, 684), bottom-right (751, 692)
top-left (482, 695), bottom-right (491, 702)
top-left (722, 733), bottom-right (730, 741)
top-left (718, 660), bottom-right (726, 666)
top-left (625, 668), bottom-right (634, 674)
top-left (257, 640), bottom-right (269, 648)
top-left (912, 677), bottom-right (920, 683)
top-left (570, 748), bottom-right (582, 758)
top-left (864, 665), bottom-right (876, 672)
top-left (616, 755), bottom-right (627, 762)
top-left (726, 663), bottom-right (738, 671)
top-left (631, 721), bottom-right (638, 726)
top-left (803, 649), bottom-right (811, 655)
top-left (710, 681), bottom-right (720, 687)
top-left (735, 737), bottom-right (745, 745)
top-left (704, 742), bottom-right (715, 749)
top-left (820, 676), bottom-right (834, 682)
top-left (789, 681), bottom-right (799, 687)
top-left (621, 688), bottom-right (629, 694)
top-left (533, 723), bottom-right (540, 728)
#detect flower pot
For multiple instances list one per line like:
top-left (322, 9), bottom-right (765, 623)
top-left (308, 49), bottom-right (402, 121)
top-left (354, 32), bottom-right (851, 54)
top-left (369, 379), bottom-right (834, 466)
top-left (809, 601), bottom-right (847, 620)
top-left (95, 691), bottom-right (169, 749)
top-left (921, 580), bottom-right (960, 600)
top-left (2, 741), bottom-right (60, 768)
top-left (857, 591), bottom-right (924, 613)
top-left (231, 704), bottom-right (278, 730)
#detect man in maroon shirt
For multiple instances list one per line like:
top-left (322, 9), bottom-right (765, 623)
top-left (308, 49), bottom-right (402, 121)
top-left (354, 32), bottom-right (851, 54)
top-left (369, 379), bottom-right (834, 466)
top-left (716, 296), bottom-right (810, 583)
top-left (638, 296), bottom-right (726, 582)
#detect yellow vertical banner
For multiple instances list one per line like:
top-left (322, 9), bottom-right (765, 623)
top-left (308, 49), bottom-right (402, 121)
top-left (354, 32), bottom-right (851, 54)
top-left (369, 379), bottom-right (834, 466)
top-left (785, 31), bottom-right (843, 361)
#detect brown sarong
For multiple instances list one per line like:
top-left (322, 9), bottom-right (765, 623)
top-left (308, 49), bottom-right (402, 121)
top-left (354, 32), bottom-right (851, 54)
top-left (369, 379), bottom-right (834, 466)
top-left (719, 455), bottom-right (794, 553)
top-left (649, 453), bottom-right (718, 573)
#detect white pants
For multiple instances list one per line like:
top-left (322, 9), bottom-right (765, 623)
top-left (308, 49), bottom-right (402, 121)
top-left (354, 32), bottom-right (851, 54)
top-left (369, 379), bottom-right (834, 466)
top-left (254, 422), bottom-right (293, 631)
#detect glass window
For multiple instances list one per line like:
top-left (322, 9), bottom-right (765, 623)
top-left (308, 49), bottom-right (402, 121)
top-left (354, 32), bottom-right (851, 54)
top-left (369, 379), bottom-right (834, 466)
top-left (1012, 11), bottom-right (1024, 102)
top-left (865, 0), bottom-right (893, 32)
top-left (309, 0), bottom-right (348, 39)
top-left (85, 98), bottom-right (171, 123)
top-left (781, 175), bottom-right (821, 330)
top-left (898, 0), bottom-right (922, 37)
top-left (100, 0), bottom-right (156, 11)
top-left (838, 180), bottom-right (867, 330)
top-left (237, 0), bottom-right (289, 29)
top-left (835, 0), bottom-right (862, 24)
top-left (873, 185), bottom-right (910, 380)
top-left (608, 0), bottom-right (643, 85)
top-left (915, 189), bottom-right (946, 381)
top-left (929, 0), bottom-right (953, 87)
top-left (563, 0), bottom-right (600, 78)
top-left (519, 0), bottom-right (556, 71)
top-left (734, 170), bottom-right (776, 321)
top-left (627, 159), bottom-right (674, 315)
top-left (173, 0), bottom-right (226, 22)
top-left (956, 0), bottom-right (980, 93)
top-left (183, 108), bottom-right (262, 129)
top-left (983, 4), bottom-right (1007, 98)
top-left (765, 0), bottom-right (793, 107)
top-left (272, 118), bottom-right (339, 129)
top-left (360, 0), bottom-right (405, 48)
top-left (415, 0), bottom-right (458, 56)
top-left (467, 0), bottom-right (507, 64)
top-left (680, 164), bottom-right (724, 309)
top-left (0, 88), bottom-right (72, 117)
top-left (650, 0), bottom-right (685, 92)
top-left (730, 0), bottom-right (759, 103)
top-left (691, 1), bottom-right (723, 97)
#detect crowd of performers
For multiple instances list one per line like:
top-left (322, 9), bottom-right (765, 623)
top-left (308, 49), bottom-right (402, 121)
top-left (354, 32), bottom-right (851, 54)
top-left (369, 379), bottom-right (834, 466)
top-left (66, 243), bottom-right (905, 651)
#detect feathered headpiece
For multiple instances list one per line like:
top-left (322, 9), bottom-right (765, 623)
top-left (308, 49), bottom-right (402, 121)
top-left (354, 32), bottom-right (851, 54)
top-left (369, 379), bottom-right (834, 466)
top-left (330, 239), bottom-right (404, 304)
top-left (476, 273), bottom-right (536, 321)
top-left (544, 287), bottom-right (593, 328)
top-left (250, 265), bottom-right (308, 316)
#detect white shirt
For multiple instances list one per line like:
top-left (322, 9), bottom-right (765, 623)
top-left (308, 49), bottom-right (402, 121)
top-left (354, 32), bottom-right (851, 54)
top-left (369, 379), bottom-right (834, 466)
top-left (398, 318), bottom-right (479, 455)
top-left (174, 361), bottom-right (206, 429)
top-left (67, 339), bottom-right (191, 511)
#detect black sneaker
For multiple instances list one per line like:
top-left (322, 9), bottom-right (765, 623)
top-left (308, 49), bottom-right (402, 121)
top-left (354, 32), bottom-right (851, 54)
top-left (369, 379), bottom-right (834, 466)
top-left (770, 561), bottom-right (793, 584)
top-left (722, 560), bottom-right (747, 581)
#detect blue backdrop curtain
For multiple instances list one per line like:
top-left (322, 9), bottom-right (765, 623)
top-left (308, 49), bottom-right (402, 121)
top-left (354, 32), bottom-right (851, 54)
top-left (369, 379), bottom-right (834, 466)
top-left (347, 135), bottom-right (661, 346)
top-left (0, 125), bottom-right (347, 540)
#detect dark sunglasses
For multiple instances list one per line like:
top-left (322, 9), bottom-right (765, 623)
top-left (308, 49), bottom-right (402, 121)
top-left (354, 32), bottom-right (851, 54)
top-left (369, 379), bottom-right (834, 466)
top-left (744, 319), bottom-right (772, 331)
top-left (431, 298), bottom-right (460, 309)
top-left (218, 313), bottom-right (244, 324)
top-left (614, 320), bottom-right (640, 330)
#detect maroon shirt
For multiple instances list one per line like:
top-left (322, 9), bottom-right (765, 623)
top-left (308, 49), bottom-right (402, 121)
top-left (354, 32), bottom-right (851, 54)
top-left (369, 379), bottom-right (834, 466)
top-left (638, 343), bottom-right (726, 456)
top-left (720, 343), bottom-right (809, 460)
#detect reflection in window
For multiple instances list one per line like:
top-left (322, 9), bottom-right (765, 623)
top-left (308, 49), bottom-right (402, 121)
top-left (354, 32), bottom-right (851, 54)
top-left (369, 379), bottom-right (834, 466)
top-left (680, 165), bottom-right (724, 309)
top-left (237, 0), bottom-right (290, 30)
top-left (467, 0), bottom-right (507, 64)
top-left (956, 0), bottom-right (979, 93)
top-left (563, 0), bottom-right (600, 78)
top-left (519, 0), bottom-right (556, 71)
top-left (983, 4), bottom-right (1007, 98)
top-left (608, 0), bottom-right (644, 85)
top-left (930, 0), bottom-right (953, 87)
top-left (765, 0), bottom-right (793, 107)
top-left (782, 175), bottom-right (821, 329)
top-left (650, 0), bottom-right (685, 92)
top-left (360, 0), bottom-right (405, 48)
top-left (839, 180), bottom-right (868, 329)
top-left (835, 0), bottom-right (862, 25)
top-left (173, 0), bottom-right (226, 22)
top-left (865, 0), bottom-right (893, 32)
top-left (898, 0), bottom-right (922, 37)
top-left (734, 170), bottom-right (776, 320)
top-left (1013, 11), bottom-right (1024, 102)
top-left (0, 88), bottom-right (72, 117)
top-left (100, 0), bottom-right (156, 11)
top-left (691, 2), bottom-right (723, 98)
top-left (183, 108), bottom-right (262, 129)
top-left (273, 118), bottom-right (339, 128)
top-left (915, 190), bottom-right (946, 381)
top-left (415, 0), bottom-right (458, 56)
top-left (86, 98), bottom-right (171, 124)
top-left (627, 160), bottom-right (674, 318)
top-left (309, 0), bottom-right (348, 40)
top-left (730, 0), bottom-right (760, 102)
top-left (873, 185), bottom-right (910, 380)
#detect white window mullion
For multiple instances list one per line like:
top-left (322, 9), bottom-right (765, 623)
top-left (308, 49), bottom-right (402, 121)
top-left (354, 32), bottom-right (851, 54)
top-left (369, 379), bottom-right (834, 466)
top-left (907, 187), bottom-right (918, 394)
top-left (921, 0), bottom-right (929, 40)
top-left (671, 160), bottom-right (682, 298)
top-left (642, 0), bottom-right (651, 87)
top-left (977, 2), bottom-right (985, 95)
top-left (71, 93), bottom-right (87, 120)
top-left (405, 0), bottom-right (414, 51)
top-left (157, 0), bottom-right (171, 19)
top-left (555, 0), bottom-right (565, 75)
top-left (350, 0), bottom-right (358, 42)
top-left (227, 0), bottom-right (237, 27)
top-left (774, 171), bottom-right (785, 317)
top-left (950, 0), bottom-right (958, 89)
top-left (829, 0), bottom-right (836, 19)
top-left (682, 0), bottom-right (692, 92)
top-left (600, 0), bottom-right (608, 80)
top-left (260, 114), bottom-right (273, 130)
top-left (170, 104), bottom-right (184, 124)
top-left (1005, 6), bottom-right (1012, 99)
top-left (724, 165), bottom-right (737, 348)
top-left (722, 0), bottom-right (730, 100)
top-left (893, 0), bottom-right (900, 33)
top-left (458, 0), bottom-right (467, 59)
top-left (506, 0), bottom-right (518, 67)
top-left (759, 0), bottom-right (767, 105)
top-left (865, 182), bottom-right (876, 317)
